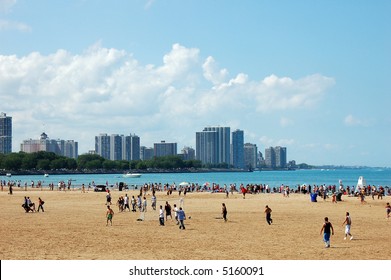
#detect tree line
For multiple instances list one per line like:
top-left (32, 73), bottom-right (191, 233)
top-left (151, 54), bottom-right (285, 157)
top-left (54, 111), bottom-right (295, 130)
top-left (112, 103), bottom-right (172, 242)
top-left (0, 151), bottom-right (206, 172)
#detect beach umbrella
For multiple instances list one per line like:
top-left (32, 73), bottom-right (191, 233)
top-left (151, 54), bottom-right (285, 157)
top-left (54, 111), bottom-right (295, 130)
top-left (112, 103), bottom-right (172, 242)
top-left (179, 182), bottom-right (190, 187)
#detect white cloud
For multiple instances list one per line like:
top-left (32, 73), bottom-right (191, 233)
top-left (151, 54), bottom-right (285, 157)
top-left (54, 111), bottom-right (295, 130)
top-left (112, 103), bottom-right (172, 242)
top-left (202, 56), bottom-right (229, 85)
top-left (254, 74), bottom-right (335, 111)
top-left (280, 117), bottom-right (294, 127)
top-left (259, 136), bottom-right (294, 147)
top-left (0, 19), bottom-right (31, 31)
top-left (344, 114), bottom-right (370, 127)
top-left (0, 0), bottom-right (17, 13)
top-left (0, 44), bottom-right (334, 153)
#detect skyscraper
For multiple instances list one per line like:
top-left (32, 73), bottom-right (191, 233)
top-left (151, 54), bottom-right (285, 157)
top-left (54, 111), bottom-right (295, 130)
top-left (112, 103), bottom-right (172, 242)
top-left (0, 112), bottom-right (12, 154)
top-left (232, 129), bottom-right (245, 169)
top-left (122, 134), bottom-right (141, 161)
top-left (265, 146), bottom-right (287, 169)
top-left (196, 130), bottom-right (218, 165)
top-left (20, 132), bottom-right (78, 158)
top-left (196, 126), bottom-right (231, 165)
top-left (95, 133), bottom-right (111, 160)
top-left (244, 143), bottom-right (257, 169)
top-left (154, 141), bottom-right (177, 157)
top-left (275, 146), bottom-right (287, 168)
top-left (110, 134), bottom-right (122, 161)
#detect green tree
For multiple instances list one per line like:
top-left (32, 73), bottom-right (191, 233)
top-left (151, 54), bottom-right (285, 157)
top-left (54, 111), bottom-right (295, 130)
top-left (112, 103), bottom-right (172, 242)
top-left (37, 159), bottom-right (51, 170)
top-left (2, 153), bottom-right (23, 170)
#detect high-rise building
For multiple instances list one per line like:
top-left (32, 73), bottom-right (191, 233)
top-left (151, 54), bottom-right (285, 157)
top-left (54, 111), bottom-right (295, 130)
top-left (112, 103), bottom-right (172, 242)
top-left (196, 126), bottom-right (230, 165)
top-left (154, 141), bottom-right (177, 157)
top-left (140, 146), bottom-right (154, 161)
top-left (181, 146), bottom-right (195, 161)
top-left (196, 130), bottom-right (218, 164)
top-left (96, 133), bottom-right (140, 161)
top-left (244, 143), bottom-right (257, 169)
top-left (122, 134), bottom-right (140, 161)
top-left (110, 134), bottom-right (122, 161)
top-left (232, 129), bottom-right (245, 169)
top-left (0, 112), bottom-right (12, 154)
top-left (265, 146), bottom-right (287, 169)
top-left (20, 132), bottom-right (78, 158)
top-left (95, 133), bottom-right (110, 160)
top-left (275, 146), bottom-right (287, 168)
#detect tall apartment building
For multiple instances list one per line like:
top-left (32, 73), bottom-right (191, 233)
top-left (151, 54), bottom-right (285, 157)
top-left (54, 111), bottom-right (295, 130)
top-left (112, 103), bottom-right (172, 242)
top-left (110, 134), bottom-right (122, 161)
top-left (275, 146), bottom-right (287, 168)
top-left (95, 133), bottom-right (140, 161)
top-left (20, 132), bottom-right (78, 158)
top-left (0, 112), bottom-right (12, 154)
top-left (232, 129), bottom-right (245, 169)
top-left (181, 146), bottom-right (195, 161)
top-left (95, 133), bottom-right (111, 160)
top-left (265, 146), bottom-right (287, 168)
top-left (196, 130), bottom-right (218, 164)
top-left (244, 143), bottom-right (257, 169)
top-left (140, 146), bottom-right (154, 161)
top-left (154, 141), bottom-right (177, 157)
top-left (122, 134), bottom-right (140, 161)
top-left (196, 126), bottom-right (231, 165)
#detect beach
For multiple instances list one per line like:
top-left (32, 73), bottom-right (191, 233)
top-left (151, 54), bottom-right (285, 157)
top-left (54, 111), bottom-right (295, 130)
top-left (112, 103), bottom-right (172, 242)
top-left (0, 187), bottom-right (390, 260)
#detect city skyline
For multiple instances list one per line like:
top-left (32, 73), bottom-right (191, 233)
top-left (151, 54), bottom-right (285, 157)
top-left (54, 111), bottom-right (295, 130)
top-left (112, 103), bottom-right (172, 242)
top-left (0, 1), bottom-right (390, 167)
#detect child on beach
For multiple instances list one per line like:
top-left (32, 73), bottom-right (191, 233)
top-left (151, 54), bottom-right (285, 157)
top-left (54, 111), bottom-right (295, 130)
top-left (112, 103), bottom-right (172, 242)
top-left (386, 202), bottom-right (391, 219)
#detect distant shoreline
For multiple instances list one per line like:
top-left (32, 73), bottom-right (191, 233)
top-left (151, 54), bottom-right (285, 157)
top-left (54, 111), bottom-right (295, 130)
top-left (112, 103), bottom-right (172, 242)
top-left (1, 166), bottom-right (388, 177)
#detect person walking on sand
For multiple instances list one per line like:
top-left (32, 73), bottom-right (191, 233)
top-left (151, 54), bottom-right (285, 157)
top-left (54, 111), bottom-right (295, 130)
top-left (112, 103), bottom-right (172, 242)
top-left (222, 203), bottom-right (227, 222)
top-left (123, 194), bottom-right (130, 212)
top-left (320, 217), bottom-right (334, 248)
top-left (165, 201), bottom-right (172, 221)
top-left (159, 205), bottom-right (165, 226)
top-left (131, 195), bottom-right (136, 212)
top-left (37, 197), bottom-right (45, 212)
top-left (173, 204), bottom-right (179, 225)
top-left (106, 205), bottom-right (114, 226)
top-left (177, 207), bottom-right (186, 230)
top-left (386, 202), bottom-right (391, 219)
top-left (342, 212), bottom-right (353, 240)
top-left (264, 205), bottom-right (272, 225)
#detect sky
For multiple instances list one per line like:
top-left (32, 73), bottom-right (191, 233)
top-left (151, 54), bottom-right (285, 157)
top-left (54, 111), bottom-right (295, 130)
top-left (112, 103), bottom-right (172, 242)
top-left (0, 0), bottom-right (390, 167)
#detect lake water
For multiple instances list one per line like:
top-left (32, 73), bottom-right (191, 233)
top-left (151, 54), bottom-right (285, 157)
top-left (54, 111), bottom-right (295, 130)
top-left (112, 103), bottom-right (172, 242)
top-left (2, 168), bottom-right (390, 189)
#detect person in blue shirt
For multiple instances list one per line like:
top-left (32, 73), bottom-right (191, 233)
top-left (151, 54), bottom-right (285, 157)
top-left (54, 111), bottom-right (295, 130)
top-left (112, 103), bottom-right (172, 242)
top-left (177, 207), bottom-right (186, 230)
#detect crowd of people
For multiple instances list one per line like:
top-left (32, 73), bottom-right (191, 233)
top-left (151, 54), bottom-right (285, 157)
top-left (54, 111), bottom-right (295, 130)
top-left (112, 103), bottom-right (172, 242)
top-left (2, 176), bottom-right (390, 248)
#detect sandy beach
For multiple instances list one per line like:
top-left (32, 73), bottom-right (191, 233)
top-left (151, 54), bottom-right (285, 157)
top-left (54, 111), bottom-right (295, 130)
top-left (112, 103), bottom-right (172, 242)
top-left (0, 187), bottom-right (390, 260)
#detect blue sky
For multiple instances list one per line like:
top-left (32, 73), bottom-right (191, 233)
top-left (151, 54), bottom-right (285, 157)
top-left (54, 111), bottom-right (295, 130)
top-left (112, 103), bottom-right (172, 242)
top-left (0, 0), bottom-right (390, 167)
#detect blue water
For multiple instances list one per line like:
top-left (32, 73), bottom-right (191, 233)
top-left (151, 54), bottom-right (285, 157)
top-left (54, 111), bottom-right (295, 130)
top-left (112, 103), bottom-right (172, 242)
top-left (2, 168), bottom-right (390, 189)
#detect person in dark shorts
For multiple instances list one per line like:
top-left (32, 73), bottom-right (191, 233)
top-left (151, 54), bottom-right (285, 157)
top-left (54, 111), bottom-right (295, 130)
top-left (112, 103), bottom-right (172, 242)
top-left (222, 203), bottom-right (227, 222)
top-left (264, 205), bottom-right (272, 225)
top-left (164, 201), bottom-right (172, 221)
